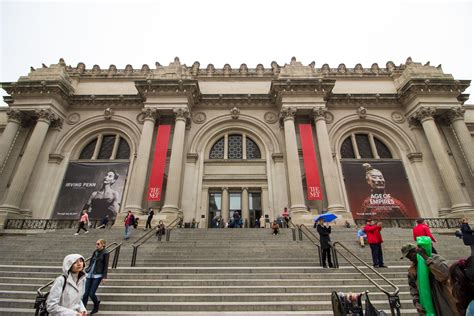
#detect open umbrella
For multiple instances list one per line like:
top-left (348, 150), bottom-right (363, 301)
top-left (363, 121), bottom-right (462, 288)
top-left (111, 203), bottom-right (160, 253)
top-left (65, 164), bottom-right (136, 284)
top-left (314, 212), bottom-right (338, 223)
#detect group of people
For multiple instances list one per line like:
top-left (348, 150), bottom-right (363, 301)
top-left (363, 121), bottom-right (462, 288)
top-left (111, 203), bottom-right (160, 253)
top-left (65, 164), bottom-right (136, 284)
top-left (45, 239), bottom-right (110, 315)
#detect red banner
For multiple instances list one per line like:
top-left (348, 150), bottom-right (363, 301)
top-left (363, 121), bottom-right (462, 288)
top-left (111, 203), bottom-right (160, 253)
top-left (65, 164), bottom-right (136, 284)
top-left (299, 124), bottom-right (323, 200)
top-left (147, 125), bottom-right (171, 201)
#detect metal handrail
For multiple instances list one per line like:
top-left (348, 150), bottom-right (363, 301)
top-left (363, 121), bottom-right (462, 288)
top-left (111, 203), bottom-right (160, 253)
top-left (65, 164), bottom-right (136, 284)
top-left (130, 217), bottom-right (180, 267)
top-left (332, 241), bottom-right (401, 316)
top-left (291, 223), bottom-right (323, 267)
top-left (36, 242), bottom-right (122, 296)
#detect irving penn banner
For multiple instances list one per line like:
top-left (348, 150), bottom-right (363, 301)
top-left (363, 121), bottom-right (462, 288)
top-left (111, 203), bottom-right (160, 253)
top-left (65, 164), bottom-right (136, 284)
top-left (299, 124), bottom-right (323, 200)
top-left (147, 124), bottom-right (171, 201)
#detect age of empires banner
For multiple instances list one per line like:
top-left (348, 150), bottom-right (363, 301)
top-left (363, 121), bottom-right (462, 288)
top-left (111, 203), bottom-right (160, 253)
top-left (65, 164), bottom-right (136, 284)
top-left (52, 162), bottom-right (129, 220)
top-left (340, 161), bottom-right (418, 220)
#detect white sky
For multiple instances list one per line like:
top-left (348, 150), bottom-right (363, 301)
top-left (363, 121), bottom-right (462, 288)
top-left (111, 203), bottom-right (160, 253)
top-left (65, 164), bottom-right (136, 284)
top-left (0, 0), bottom-right (473, 106)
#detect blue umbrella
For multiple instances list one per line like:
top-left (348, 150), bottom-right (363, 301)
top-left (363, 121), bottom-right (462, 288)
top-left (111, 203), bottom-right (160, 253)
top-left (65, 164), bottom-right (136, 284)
top-left (313, 213), bottom-right (337, 223)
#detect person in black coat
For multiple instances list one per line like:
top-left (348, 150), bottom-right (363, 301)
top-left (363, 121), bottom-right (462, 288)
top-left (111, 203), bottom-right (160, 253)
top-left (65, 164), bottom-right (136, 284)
top-left (316, 219), bottom-right (333, 268)
top-left (82, 239), bottom-right (109, 314)
top-left (145, 208), bottom-right (154, 230)
top-left (460, 218), bottom-right (474, 256)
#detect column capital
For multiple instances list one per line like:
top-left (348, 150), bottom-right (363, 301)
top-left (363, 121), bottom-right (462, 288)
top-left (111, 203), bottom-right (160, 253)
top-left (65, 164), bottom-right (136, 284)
top-left (222, 186), bottom-right (229, 191)
top-left (242, 187), bottom-right (249, 191)
top-left (446, 107), bottom-right (465, 123)
top-left (411, 106), bottom-right (436, 123)
top-left (35, 109), bottom-right (58, 124)
top-left (6, 109), bottom-right (24, 124)
top-left (408, 116), bottom-right (422, 129)
top-left (50, 118), bottom-right (64, 131)
top-left (312, 107), bottom-right (328, 121)
top-left (173, 107), bottom-right (190, 122)
top-left (279, 107), bottom-right (297, 122)
top-left (142, 108), bottom-right (159, 122)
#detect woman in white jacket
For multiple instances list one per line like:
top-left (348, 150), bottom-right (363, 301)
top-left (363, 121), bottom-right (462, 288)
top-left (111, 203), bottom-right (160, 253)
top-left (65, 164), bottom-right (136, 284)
top-left (47, 253), bottom-right (88, 316)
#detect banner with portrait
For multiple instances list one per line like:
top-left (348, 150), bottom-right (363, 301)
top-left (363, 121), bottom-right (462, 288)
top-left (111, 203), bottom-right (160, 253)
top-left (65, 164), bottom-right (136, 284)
top-left (52, 162), bottom-right (129, 220)
top-left (340, 160), bottom-right (418, 220)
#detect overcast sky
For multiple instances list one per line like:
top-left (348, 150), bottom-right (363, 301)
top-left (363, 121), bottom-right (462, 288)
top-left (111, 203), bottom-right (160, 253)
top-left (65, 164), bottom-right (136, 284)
top-left (1, 0), bottom-right (472, 106)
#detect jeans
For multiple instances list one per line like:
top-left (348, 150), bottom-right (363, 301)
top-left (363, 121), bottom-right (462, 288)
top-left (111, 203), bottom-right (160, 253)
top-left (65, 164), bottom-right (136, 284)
top-left (76, 222), bottom-right (88, 233)
top-left (82, 277), bottom-right (102, 307)
top-left (369, 243), bottom-right (384, 266)
top-left (124, 225), bottom-right (131, 239)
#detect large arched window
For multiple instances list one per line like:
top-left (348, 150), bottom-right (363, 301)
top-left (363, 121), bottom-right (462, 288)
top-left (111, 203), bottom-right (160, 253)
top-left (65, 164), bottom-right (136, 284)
top-left (340, 133), bottom-right (392, 159)
top-left (209, 133), bottom-right (261, 160)
top-left (79, 134), bottom-right (131, 160)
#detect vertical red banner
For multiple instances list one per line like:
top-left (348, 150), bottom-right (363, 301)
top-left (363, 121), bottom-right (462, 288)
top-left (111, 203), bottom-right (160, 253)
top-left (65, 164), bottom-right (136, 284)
top-left (299, 124), bottom-right (323, 200)
top-left (147, 125), bottom-right (171, 201)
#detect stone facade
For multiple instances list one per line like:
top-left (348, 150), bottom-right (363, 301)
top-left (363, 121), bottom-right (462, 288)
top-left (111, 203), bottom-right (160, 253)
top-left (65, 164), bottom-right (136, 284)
top-left (0, 57), bottom-right (473, 228)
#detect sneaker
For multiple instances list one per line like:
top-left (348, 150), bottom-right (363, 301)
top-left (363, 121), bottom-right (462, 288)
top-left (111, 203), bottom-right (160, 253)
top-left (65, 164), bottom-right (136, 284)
top-left (74, 233), bottom-right (79, 236)
top-left (379, 265), bottom-right (388, 268)
top-left (85, 231), bottom-right (89, 234)
top-left (373, 265), bottom-right (379, 268)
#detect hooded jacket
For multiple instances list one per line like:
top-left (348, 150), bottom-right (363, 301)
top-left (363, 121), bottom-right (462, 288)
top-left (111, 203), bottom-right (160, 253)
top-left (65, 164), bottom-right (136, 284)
top-left (46, 254), bottom-right (87, 315)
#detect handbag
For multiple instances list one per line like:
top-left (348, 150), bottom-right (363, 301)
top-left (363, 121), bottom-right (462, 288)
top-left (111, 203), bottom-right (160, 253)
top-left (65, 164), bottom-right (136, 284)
top-left (34, 275), bottom-right (67, 316)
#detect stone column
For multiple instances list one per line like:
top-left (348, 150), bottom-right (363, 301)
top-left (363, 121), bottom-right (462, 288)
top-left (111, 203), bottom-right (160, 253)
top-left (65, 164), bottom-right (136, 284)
top-left (0, 110), bottom-right (23, 172)
top-left (280, 107), bottom-right (307, 214)
top-left (312, 108), bottom-right (346, 215)
top-left (222, 187), bottom-right (229, 223)
top-left (242, 187), bottom-right (249, 227)
top-left (447, 107), bottom-right (474, 174)
top-left (413, 107), bottom-right (473, 215)
top-left (161, 108), bottom-right (189, 219)
top-left (124, 108), bottom-right (158, 212)
top-left (0, 109), bottom-right (57, 214)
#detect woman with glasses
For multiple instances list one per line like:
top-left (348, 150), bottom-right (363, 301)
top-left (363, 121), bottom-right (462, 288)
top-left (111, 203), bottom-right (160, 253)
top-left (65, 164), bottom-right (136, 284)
top-left (82, 239), bottom-right (109, 314)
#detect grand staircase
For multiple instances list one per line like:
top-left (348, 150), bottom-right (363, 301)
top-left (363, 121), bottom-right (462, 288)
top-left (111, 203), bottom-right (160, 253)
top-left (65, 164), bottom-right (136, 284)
top-left (0, 225), bottom-right (469, 315)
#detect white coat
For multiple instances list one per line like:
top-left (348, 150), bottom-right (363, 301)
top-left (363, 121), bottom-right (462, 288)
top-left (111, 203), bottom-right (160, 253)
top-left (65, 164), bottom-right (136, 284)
top-left (46, 253), bottom-right (87, 315)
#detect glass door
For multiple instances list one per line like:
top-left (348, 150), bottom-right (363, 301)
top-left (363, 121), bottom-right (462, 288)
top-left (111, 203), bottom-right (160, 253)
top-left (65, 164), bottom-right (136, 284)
top-left (229, 192), bottom-right (242, 228)
top-left (208, 191), bottom-right (222, 228)
top-left (249, 192), bottom-right (262, 228)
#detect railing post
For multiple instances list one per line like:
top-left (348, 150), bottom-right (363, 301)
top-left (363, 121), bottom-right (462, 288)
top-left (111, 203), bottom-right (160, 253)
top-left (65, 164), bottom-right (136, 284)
top-left (298, 228), bottom-right (303, 241)
top-left (331, 246), bottom-right (339, 269)
top-left (131, 246), bottom-right (137, 267)
top-left (166, 229), bottom-right (170, 242)
top-left (20, 219), bottom-right (25, 230)
top-left (292, 228), bottom-right (296, 241)
top-left (112, 245), bottom-right (120, 269)
top-left (387, 293), bottom-right (401, 316)
top-left (44, 220), bottom-right (49, 230)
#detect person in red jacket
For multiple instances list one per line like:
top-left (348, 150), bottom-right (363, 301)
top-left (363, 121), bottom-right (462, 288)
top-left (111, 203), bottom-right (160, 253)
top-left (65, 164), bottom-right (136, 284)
top-left (412, 218), bottom-right (438, 254)
top-left (364, 219), bottom-right (387, 268)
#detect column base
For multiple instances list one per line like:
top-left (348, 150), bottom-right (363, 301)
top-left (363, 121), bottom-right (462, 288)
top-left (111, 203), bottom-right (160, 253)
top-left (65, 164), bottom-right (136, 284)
top-left (289, 204), bottom-right (312, 226)
top-left (0, 207), bottom-right (32, 231)
top-left (449, 205), bottom-right (474, 221)
top-left (124, 204), bottom-right (145, 213)
top-left (328, 206), bottom-right (355, 226)
top-left (160, 205), bottom-right (183, 226)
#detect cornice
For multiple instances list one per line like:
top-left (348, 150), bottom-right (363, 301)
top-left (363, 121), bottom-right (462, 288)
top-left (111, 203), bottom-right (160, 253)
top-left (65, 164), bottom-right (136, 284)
top-left (69, 94), bottom-right (143, 109)
top-left (134, 79), bottom-right (201, 106)
top-left (270, 78), bottom-right (336, 105)
top-left (326, 93), bottom-right (400, 108)
top-left (198, 94), bottom-right (272, 108)
top-left (1, 80), bottom-right (74, 103)
top-left (397, 78), bottom-right (470, 105)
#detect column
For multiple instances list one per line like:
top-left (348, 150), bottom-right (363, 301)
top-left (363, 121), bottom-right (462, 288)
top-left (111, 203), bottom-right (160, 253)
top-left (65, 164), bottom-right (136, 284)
top-left (222, 187), bottom-right (229, 223)
top-left (447, 107), bottom-right (474, 174)
top-left (312, 107), bottom-right (346, 214)
top-left (0, 110), bottom-right (23, 173)
top-left (201, 187), bottom-right (209, 228)
top-left (124, 108), bottom-right (158, 211)
top-left (161, 108), bottom-right (189, 218)
top-left (0, 109), bottom-right (57, 213)
top-left (242, 187), bottom-right (249, 227)
top-left (280, 107), bottom-right (307, 214)
top-left (413, 107), bottom-right (473, 214)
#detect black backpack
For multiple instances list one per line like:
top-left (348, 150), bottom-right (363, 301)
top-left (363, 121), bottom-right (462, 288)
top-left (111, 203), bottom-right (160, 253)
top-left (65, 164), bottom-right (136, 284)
top-left (34, 275), bottom-right (67, 316)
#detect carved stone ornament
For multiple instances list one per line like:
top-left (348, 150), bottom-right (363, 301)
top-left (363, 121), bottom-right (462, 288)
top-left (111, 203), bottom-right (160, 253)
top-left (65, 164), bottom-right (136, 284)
top-left (357, 106), bottom-right (367, 119)
top-left (66, 112), bottom-right (81, 125)
top-left (192, 112), bottom-right (207, 124)
top-left (391, 111), bottom-right (405, 124)
top-left (142, 108), bottom-right (158, 121)
top-left (413, 107), bottom-right (436, 122)
top-left (446, 107), bottom-right (466, 123)
top-left (230, 107), bottom-right (240, 119)
top-left (279, 107), bottom-right (297, 121)
top-left (136, 112), bottom-right (146, 124)
top-left (264, 112), bottom-right (278, 124)
top-left (35, 109), bottom-right (58, 123)
top-left (50, 118), bottom-right (64, 130)
top-left (173, 108), bottom-right (190, 121)
top-left (6, 109), bottom-right (23, 124)
top-left (104, 107), bottom-right (114, 120)
top-left (312, 107), bottom-right (327, 120)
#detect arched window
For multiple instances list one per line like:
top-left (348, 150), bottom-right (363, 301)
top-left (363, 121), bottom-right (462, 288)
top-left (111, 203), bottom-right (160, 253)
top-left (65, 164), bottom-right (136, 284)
top-left (209, 133), bottom-right (262, 160)
top-left (79, 134), bottom-right (130, 160)
top-left (340, 133), bottom-right (392, 159)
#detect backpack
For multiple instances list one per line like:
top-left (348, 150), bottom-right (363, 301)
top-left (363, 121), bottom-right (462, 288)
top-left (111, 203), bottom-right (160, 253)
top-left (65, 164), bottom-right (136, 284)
top-left (133, 217), bottom-right (139, 229)
top-left (34, 275), bottom-right (67, 316)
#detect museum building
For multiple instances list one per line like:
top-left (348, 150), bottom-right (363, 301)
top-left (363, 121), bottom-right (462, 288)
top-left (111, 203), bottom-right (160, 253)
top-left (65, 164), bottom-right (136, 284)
top-left (0, 57), bottom-right (473, 228)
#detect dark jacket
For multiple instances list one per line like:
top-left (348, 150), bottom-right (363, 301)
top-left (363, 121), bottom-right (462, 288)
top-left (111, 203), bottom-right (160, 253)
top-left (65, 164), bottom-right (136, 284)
top-left (86, 249), bottom-right (109, 279)
top-left (461, 223), bottom-right (474, 245)
top-left (316, 224), bottom-right (332, 249)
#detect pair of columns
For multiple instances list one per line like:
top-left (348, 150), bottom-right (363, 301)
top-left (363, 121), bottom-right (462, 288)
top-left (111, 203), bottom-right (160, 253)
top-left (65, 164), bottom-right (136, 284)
top-left (125, 107), bottom-right (189, 220)
top-left (279, 107), bottom-right (345, 216)
top-left (411, 106), bottom-right (474, 215)
top-left (0, 109), bottom-right (61, 217)
top-left (220, 187), bottom-right (249, 224)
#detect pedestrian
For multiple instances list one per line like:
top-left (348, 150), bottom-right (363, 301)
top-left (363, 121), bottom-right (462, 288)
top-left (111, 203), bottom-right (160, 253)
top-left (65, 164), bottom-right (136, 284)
top-left (145, 207), bottom-right (154, 230)
top-left (83, 239), bottom-right (109, 314)
top-left (449, 256), bottom-right (474, 316)
top-left (191, 218), bottom-right (197, 228)
top-left (461, 218), bottom-right (474, 256)
top-left (75, 210), bottom-right (90, 236)
top-left (400, 243), bottom-right (460, 316)
top-left (272, 220), bottom-right (280, 235)
top-left (316, 219), bottom-right (333, 268)
top-left (282, 207), bottom-right (290, 228)
top-left (156, 220), bottom-right (166, 241)
top-left (124, 210), bottom-right (135, 240)
top-left (46, 254), bottom-right (87, 315)
top-left (413, 218), bottom-right (438, 254)
top-left (364, 219), bottom-right (387, 268)
top-left (96, 214), bottom-right (109, 229)
top-left (357, 227), bottom-right (367, 247)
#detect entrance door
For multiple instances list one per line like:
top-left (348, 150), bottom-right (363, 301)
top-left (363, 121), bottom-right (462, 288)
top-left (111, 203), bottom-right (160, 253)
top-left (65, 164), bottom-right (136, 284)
top-left (208, 192), bottom-right (222, 228)
top-left (249, 192), bottom-right (262, 228)
top-left (229, 192), bottom-right (242, 228)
